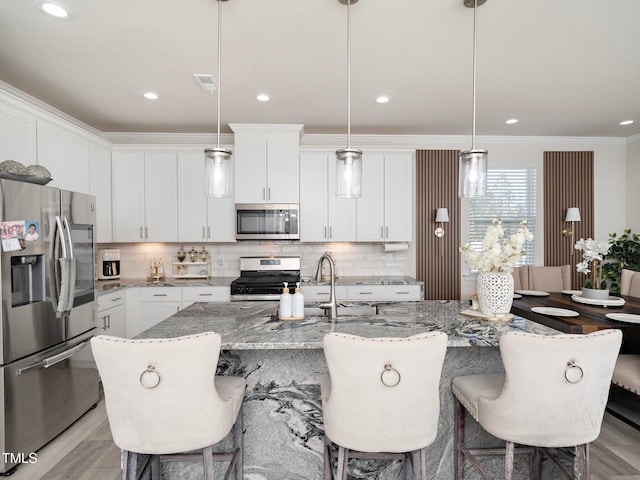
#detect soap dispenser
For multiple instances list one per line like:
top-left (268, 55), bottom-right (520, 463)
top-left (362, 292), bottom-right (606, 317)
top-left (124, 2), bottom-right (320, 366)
top-left (279, 282), bottom-right (292, 319)
top-left (292, 282), bottom-right (304, 318)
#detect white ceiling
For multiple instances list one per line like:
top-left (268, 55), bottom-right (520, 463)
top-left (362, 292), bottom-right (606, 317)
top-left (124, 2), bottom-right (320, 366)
top-left (0, 0), bottom-right (639, 138)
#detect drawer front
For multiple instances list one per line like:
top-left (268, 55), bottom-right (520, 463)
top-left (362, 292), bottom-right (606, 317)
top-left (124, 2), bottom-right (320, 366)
top-left (139, 287), bottom-right (182, 302)
top-left (182, 287), bottom-right (230, 303)
top-left (97, 291), bottom-right (126, 311)
top-left (301, 285), bottom-right (348, 301)
top-left (347, 285), bottom-right (422, 301)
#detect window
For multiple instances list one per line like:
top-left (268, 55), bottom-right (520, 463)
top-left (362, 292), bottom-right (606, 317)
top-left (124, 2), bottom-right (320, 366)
top-left (468, 169), bottom-right (537, 266)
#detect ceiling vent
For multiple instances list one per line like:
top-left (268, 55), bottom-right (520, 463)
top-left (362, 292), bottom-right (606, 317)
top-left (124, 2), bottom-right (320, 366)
top-left (193, 74), bottom-right (218, 93)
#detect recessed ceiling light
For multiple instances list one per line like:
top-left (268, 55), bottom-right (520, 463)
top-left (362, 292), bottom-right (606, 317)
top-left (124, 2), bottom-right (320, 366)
top-left (619, 120), bottom-right (634, 126)
top-left (256, 94), bottom-right (271, 102)
top-left (143, 92), bottom-right (159, 100)
top-left (35, 1), bottom-right (73, 19)
top-left (375, 95), bottom-right (391, 104)
top-left (505, 118), bottom-right (519, 125)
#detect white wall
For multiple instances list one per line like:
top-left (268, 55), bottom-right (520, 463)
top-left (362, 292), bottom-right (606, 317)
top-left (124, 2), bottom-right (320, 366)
top-left (302, 135), bottom-right (629, 297)
top-left (627, 135), bottom-right (640, 231)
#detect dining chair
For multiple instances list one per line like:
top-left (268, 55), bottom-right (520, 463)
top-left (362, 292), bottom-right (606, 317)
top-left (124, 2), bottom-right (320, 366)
top-left (321, 331), bottom-right (448, 480)
top-left (620, 269), bottom-right (640, 297)
top-left (452, 329), bottom-right (622, 480)
top-left (512, 265), bottom-right (529, 291)
top-left (528, 265), bottom-right (572, 292)
top-left (91, 332), bottom-right (245, 480)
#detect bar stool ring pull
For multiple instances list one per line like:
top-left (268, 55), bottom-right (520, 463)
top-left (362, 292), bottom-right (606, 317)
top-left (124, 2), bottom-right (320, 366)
top-left (380, 364), bottom-right (401, 387)
top-left (140, 364), bottom-right (161, 389)
top-left (564, 360), bottom-right (583, 384)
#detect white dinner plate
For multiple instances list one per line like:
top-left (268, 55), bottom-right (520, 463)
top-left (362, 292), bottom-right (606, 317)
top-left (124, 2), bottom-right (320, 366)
top-left (571, 294), bottom-right (626, 307)
top-left (531, 307), bottom-right (579, 317)
top-left (515, 290), bottom-right (550, 297)
top-left (513, 293), bottom-right (522, 299)
top-left (562, 290), bottom-right (582, 295)
top-left (605, 313), bottom-right (640, 324)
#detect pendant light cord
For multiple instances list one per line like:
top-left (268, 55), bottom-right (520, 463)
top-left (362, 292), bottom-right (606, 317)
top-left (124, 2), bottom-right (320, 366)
top-left (471, 0), bottom-right (478, 150)
top-left (346, 0), bottom-right (352, 149)
top-left (216, 0), bottom-right (222, 149)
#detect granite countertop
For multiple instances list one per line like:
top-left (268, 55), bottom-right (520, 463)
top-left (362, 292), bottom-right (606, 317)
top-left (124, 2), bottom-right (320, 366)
top-left (96, 275), bottom-right (423, 295)
top-left (301, 275), bottom-right (423, 286)
top-left (136, 300), bottom-right (560, 349)
top-left (96, 277), bottom-right (237, 294)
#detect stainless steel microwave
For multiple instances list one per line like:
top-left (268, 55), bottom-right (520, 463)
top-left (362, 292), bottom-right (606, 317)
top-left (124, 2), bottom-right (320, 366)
top-left (235, 204), bottom-right (300, 240)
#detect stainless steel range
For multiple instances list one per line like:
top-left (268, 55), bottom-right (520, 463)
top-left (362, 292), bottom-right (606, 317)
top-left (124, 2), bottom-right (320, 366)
top-left (231, 256), bottom-right (301, 301)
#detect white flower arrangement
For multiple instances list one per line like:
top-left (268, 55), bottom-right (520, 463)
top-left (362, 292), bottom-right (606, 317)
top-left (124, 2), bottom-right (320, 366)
top-left (460, 219), bottom-right (533, 274)
top-left (575, 238), bottom-right (611, 289)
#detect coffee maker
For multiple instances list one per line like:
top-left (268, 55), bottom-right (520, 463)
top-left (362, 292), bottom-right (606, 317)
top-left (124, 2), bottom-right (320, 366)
top-left (97, 249), bottom-right (120, 280)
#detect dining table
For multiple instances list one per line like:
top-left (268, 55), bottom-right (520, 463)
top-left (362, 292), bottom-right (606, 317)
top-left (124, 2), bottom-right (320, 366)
top-left (511, 291), bottom-right (640, 353)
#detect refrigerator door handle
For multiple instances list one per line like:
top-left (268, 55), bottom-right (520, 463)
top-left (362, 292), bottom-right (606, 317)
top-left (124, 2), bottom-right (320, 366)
top-left (62, 217), bottom-right (76, 314)
top-left (55, 216), bottom-right (68, 259)
top-left (16, 341), bottom-right (90, 376)
top-left (52, 216), bottom-right (69, 318)
top-left (63, 217), bottom-right (74, 260)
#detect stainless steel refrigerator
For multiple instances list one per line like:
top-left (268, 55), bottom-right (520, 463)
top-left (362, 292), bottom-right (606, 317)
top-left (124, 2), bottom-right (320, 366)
top-left (0, 178), bottom-right (99, 474)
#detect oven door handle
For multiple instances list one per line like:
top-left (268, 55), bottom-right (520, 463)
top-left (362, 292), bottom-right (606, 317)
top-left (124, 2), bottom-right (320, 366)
top-left (16, 341), bottom-right (90, 376)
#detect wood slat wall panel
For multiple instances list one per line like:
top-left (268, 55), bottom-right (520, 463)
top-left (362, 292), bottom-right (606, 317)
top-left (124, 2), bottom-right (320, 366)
top-left (416, 150), bottom-right (461, 300)
top-left (543, 151), bottom-right (594, 289)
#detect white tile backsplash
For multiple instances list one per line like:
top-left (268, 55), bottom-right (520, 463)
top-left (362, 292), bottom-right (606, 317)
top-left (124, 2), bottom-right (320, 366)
top-left (97, 242), bottom-right (411, 279)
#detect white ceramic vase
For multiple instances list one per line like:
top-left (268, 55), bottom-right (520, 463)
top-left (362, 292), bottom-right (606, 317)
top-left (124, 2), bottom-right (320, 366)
top-left (477, 272), bottom-right (514, 317)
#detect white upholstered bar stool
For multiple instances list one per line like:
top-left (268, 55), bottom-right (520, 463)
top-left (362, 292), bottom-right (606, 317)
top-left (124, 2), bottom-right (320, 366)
top-left (452, 330), bottom-right (622, 480)
top-left (91, 332), bottom-right (245, 480)
top-left (321, 332), bottom-right (448, 480)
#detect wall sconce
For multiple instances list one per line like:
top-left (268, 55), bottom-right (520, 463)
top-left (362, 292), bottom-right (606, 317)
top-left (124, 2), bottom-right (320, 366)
top-left (562, 207), bottom-right (581, 237)
top-left (434, 208), bottom-right (450, 237)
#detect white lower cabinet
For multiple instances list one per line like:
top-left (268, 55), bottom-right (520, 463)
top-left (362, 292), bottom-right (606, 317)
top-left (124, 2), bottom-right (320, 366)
top-left (133, 287), bottom-right (182, 338)
top-left (302, 284), bottom-right (421, 302)
top-left (127, 286), bottom-right (231, 338)
top-left (97, 291), bottom-right (127, 338)
top-left (346, 284), bottom-right (422, 301)
top-left (182, 286), bottom-right (231, 307)
top-left (301, 285), bottom-right (349, 302)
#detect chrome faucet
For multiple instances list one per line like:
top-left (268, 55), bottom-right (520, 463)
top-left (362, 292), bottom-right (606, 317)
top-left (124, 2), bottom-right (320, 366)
top-left (315, 253), bottom-right (338, 319)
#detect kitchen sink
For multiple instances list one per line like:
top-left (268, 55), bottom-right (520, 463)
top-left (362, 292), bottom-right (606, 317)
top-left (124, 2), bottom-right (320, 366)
top-left (274, 302), bottom-right (378, 319)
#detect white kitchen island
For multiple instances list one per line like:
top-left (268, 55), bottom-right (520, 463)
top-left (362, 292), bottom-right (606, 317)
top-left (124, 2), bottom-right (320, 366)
top-left (135, 301), bottom-right (567, 480)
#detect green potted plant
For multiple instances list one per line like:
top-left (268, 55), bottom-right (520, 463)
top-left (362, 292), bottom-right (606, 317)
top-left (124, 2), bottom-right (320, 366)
top-left (602, 229), bottom-right (640, 294)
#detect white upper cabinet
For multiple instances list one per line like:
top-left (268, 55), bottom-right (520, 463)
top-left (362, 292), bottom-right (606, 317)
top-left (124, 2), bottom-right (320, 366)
top-left (357, 152), bottom-right (412, 242)
top-left (382, 153), bottom-right (412, 242)
top-left (89, 143), bottom-right (112, 243)
top-left (231, 124), bottom-right (302, 204)
top-left (299, 151), bottom-right (356, 242)
top-left (177, 152), bottom-right (208, 242)
top-left (36, 120), bottom-right (92, 194)
top-left (177, 152), bottom-right (235, 243)
top-left (0, 101), bottom-right (36, 165)
top-left (112, 151), bottom-right (178, 242)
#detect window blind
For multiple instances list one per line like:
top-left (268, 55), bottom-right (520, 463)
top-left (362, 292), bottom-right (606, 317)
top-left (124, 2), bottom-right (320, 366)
top-left (469, 169), bottom-right (537, 265)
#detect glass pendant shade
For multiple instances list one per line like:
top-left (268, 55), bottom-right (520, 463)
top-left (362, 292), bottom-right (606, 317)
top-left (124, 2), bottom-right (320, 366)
top-left (336, 148), bottom-right (362, 198)
top-left (205, 147), bottom-right (232, 197)
top-left (458, 148), bottom-right (487, 197)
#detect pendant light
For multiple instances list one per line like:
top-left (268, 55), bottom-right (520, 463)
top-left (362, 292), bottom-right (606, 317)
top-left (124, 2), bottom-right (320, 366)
top-left (335, 0), bottom-right (362, 198)
top-left (458, 0), bottom-right (488, 198)
top-left (204, 0), bottom-right (232, 198)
